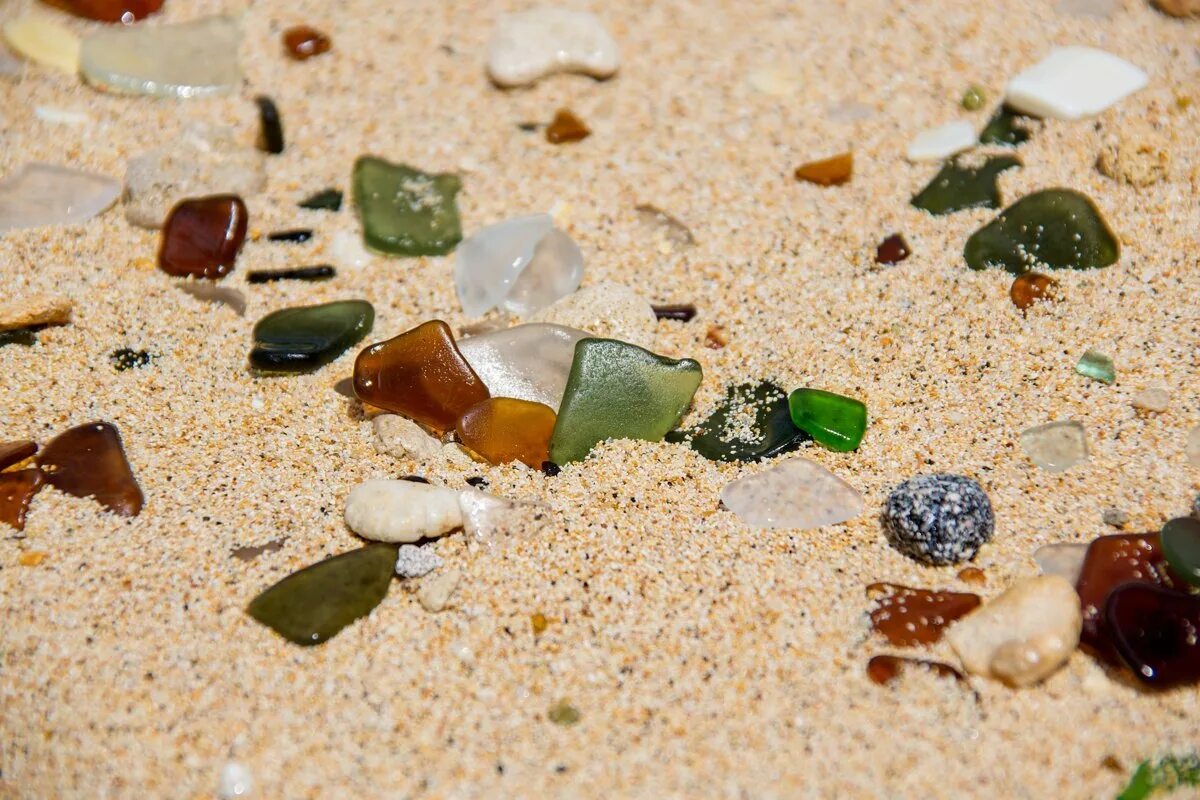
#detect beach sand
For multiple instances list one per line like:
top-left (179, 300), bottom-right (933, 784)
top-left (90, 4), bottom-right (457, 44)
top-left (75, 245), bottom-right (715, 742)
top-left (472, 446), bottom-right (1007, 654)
top-left (1, 0), bottom-right (1198, 796)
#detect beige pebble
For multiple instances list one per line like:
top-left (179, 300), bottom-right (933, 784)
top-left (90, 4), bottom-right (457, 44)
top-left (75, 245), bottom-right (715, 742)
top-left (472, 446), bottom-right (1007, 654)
top-left (0, 295), bottom-right (72, 331)
top-left (946, 575), bottom-right (1082, 687)
top-left (1130, 387), bottom-right (1170, 413)
top-left (418, 569), bottom-right (460, 613)
top-left (372, 414), bottom-right (443, 460)
top-left (1096, 122), bottom-right (1171, 187)
top-left (531, 281), bottom-right (657, 350)
top-left (1153, 0), bottom-right (1200, 16)
top-left (486, 8), bottom-right (619, 88)
top-left (344, 479), bottom-right (464, 543)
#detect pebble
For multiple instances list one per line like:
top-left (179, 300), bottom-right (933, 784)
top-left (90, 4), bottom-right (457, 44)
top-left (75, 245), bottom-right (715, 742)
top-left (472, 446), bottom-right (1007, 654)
top-left (2, 15), bottom-right (80, 74)
top-left (418, 569), bottom-right (460, 612)
top-left (1019, 420), bottom-right (1089, 473)
top-left (531, 281), bottom-right (658, 350)
top-left (80, 15), bottom-right (242, 98)
top-left (486, 8), bottom-right (619, 88)
top-left (1130, 387), bottom-right (1169, 413)
top-left (218, 762), bottom-right (253, 799)
top-left (1102, 508), bottom-right (1130, 528)
top-left (1097, 122), bottom-right (1170, 187)
top-left (455, 214), bottom-right (583, 318)
top-left (457, 323), bottom-right (589, 412)
top-left (124, 126), bottom-right (266, 229)
top-left (720, 458), bottom-right (864, 530)
top-left (395, 544), bottom-right (443, 579)
top-left (882, 474), bottom-right (994, 566)
top-left (1005, 46), bottom-right (1147, 120)
top-left (157, 195), bottom-right (248, 280)
top-left (0, 295), bottom-right (72, 331)
top-left (0, 163), bottom-right (121, 232)
top-left (373, 414), bottom-right (443, 460)
top-left (331, 230), bottom-right (372, 269)
top-left (344, 479), bottom-right (464, 543)
top-left (905, 120), bottom-right (976, 162)
top-left (947, 575), bottom-right (1082, 687)
top-left (37, 421), bottom-right (143, 517)
top-left (1033, 542), bottom-right (1089, 584)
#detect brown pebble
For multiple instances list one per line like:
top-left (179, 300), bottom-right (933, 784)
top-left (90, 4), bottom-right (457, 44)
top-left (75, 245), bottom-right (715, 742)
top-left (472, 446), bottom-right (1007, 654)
top-left (546, 109), bottom-right (591, 144)
top-left (704, 325), bottom-right (727, 349)
top-left (1152, 0), bottom-right (1200, 16)
top-left (0, 296), bottom-right (73, 332)
top-left (283, 25), bottom-right (331, 60)
top-left (531, 612), bottom-right (549, 635)
top-left (794, 152), bottom-right (852, 186)
top-left (1009, 272), bottom-right (1059, 311)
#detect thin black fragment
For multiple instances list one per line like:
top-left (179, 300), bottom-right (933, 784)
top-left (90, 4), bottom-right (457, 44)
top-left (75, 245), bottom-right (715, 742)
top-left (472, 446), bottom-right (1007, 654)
top-left (256, 95), bottom-right (285, 154)
top-left (652, 303), bottom-right (698, 322)
top-left (540, 460), bottom-right (561, 477)
top-left (268, 229), bottom-right (314, 244)
top-left (247, 265), bottom-right (336, 284)
top-left (466, 476), bottom-right (488, 488)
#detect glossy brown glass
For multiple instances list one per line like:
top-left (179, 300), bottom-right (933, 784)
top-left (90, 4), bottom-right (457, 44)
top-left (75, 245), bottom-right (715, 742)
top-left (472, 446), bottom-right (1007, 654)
top-left (0, 469), bottom-right (45, 531)
top-left (867, 582), bottom-right (981, 647)
top-left (37, 422), bottom-right (143, 517)
top-left (158, 195), bottom-right (248, 280)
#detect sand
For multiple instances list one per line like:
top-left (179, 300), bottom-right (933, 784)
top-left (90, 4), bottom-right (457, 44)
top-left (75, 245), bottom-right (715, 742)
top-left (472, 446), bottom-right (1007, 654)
top-left (1, 0), bottom-right (1199, 796)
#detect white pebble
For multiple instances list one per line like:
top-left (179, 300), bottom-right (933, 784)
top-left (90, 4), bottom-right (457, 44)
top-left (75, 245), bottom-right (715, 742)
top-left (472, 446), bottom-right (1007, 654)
top-left (906, 120), bottom-right (976, 162)
top-left (1005, 46), bottom-right (1147, 120)
top-left (395, 544), bottom-right (443, 579)
top-left (486, 8), bottom-right (619, 88)
top-left (373, 414), bottom-right (443, 460)
top-left (344, 479), bottom-right (464, 543)
top-left (418, 568), bottom-right (460, 612)
top-left (218, 762), bottom-right (252, 799)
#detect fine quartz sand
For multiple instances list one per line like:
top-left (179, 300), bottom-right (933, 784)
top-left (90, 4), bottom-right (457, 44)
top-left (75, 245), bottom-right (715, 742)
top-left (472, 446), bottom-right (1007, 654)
top-left (2, 0), bottom-right (1199, 797)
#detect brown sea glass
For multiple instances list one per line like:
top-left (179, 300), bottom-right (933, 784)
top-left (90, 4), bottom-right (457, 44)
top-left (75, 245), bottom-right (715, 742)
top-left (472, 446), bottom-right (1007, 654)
top-left (794, 152), bottom-right (852, 186)
top-left (37, 422), bottom-right (143, 517)
top-left (43, 0), bottom-right (163, 22)
top-left (867, 582), bottom-right (981, 647)
top-left (457, 397), bottom-right (556, 468)
top-left (875, 233), bottom-right (911, 265)
top-left (546, 109), bottom-right (591, 144)
top-left (0, 440), bottom-right (37, 471)
top-left (158, 195), bottom-right (248, 280)
top-left (353, 320), bottom-right (490, 433)
top-left (1009, 272), bottom-right (1059, 310)
top-left (283, 26), bottom-right (331, 60)
top-left (0, 469), bottom-right (45, 531)
top-left (1106, 583), bottom-right (1200, 688)
top-left (867, 654), bottom-right (966, 686)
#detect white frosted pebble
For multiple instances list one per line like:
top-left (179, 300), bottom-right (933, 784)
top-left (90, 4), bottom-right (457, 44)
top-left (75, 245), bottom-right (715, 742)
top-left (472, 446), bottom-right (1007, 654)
top-left (906, 120), bottom-right (976, 162)
top-left (372, 414), bottom-right (443, 460)
top-left (487, 8), bottom-right (619, 88)
top-left (418, 569), bottom-right (461, 612)
top-left (34, 106), bottom-right (90, 125)
top-left (1005, 46), bottom-right (1147, 120)
top-left (2, 15), bottom-right (80, 75)
top-left (344, 479), bottom-right (464, 543)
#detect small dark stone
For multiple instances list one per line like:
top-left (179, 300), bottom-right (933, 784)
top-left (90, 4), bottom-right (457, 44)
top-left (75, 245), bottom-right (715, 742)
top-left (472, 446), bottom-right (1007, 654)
top-left (110, 348), bottom-right (154, 371)
top-left (540, 460), bottom-right (561, 476)
top-left (247, 265), bottom-right (336, 284)
top-left (466, 476), bottom-right (488, 488)
top-left (232, 538), bottom-right (286, 562)
top-left (875, 233), bottom-right (910, 265)
top-left (517, 122), bottom-right (541, 132)
top-left (1102, 507), bottom-right (1130, 528)
top-left (267, 229), bottom-right (313, 244)
top-left (0, 328), bottom-right (38, 347)
top-left (882, 474), bottom-right (994, 565)
top-left (299, 189), bottom-right (343, 212)
top-left (401, 475), bottom-right (430, 484)
top-left (651, 303), bottom-right (698, 322)
top-left (256, 96), bottom-right (285, 155)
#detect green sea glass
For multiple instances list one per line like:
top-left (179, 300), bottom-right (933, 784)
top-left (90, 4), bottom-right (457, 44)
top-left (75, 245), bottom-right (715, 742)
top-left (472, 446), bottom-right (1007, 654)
top-left (964, 189), bottom-right (1119, 274)
top-left (300, 188), bottom-right (342, 211)
top-left (978, 106), bottom-right (1033, 146)
top-left (1075, 349), bottom-right (1115, 384)
top-left (666, 381), bottom-right (808, 462)
top-left (911, 155), bottom-right (1021, 215)
top-left (549, 338), bottom-right (702, 464)
top-left (352, 156), bottom-right (462, 256)
top-left (787, 388), bottom-right (867, 452)
top-left (1162, 517), bottom-right (1200, 587)
top-left (249, 300), bottom-right (374, 375)
top-left (246, 543), bottom-right (397, 646)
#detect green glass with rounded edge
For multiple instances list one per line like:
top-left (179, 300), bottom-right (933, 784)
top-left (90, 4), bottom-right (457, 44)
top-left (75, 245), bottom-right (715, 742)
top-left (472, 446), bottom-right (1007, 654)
top-left (249, 300), bottom-right (374, 375)
top-left (787, 388), bottom-right (867, 453)
top-left (964, 189), bottom-right (1119, 274)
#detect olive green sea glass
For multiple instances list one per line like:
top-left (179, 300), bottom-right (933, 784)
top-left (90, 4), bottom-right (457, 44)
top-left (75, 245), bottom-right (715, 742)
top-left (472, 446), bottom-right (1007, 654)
top-left (549, 338), bottom-right (702, 464)
top-left (787, 388), bottom-right (867, 452)
top-left (911, 155), bottom-right (1021, 215)
top-left (1075, 349), bottom-right (1115, 384)
top-left (978, 106), bottom-right (1033, 146)
top-left (246, 543), bottom-right (397, 646)
top-left (249, 300), bottom-right (374, 375)
top-left (666, 381), bottom-right (809, 462)
top-left (352, 156), bottom-right (462, 256)
top-left (963, 189), bottom-right (1119, 274)
top-left (299, 188), bottom-right (342, 211)
top-left (1162, 517), bottom-right (1200, 587)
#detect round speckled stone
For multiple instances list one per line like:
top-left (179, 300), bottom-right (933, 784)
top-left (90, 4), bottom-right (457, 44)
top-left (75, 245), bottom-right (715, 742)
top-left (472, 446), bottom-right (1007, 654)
top-left (882, 474), bottom-right (994, 565)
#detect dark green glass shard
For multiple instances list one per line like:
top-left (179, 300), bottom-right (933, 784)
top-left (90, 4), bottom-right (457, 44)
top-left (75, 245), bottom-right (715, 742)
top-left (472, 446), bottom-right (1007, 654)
top-left (247, 543), bottom-right (397, 646)
top-left (978, 106), bottom-right (1034, 146)
top-left (666, 381), bottom-right (809, 462)
top-left (911, 155), bottom-right (1021, 216)
top-left (1162, 517), bottom-right (1200, 587)
top-left (299, 189), bottom-right (343, 211)
top-left (352, 156), bottom-right (462, 256)
top-left (964, 189), bottom-right (1119, 274)
top-left (249, 300), bottom-right (374, 375)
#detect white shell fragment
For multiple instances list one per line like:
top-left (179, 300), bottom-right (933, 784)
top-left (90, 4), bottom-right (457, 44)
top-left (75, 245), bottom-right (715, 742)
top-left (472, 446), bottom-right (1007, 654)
top-left (0, 163), bottom-right (120, 233)
top-left (34, 106), bottom-right (91, 125)
top-left (906, 120), bottom-right (976, 162)
top-left (487, 8), bottom-right (619, 88)
top-left (395, 544), bottom-right (443, 579)
top-left (2, 15), bottom-right (80, 75)
top-left (80, 16), bottom-right (241, 98)
top-left (720, 458), bottom-right (864, 530)
top-left (457, 323), bottom-right (590, 411)
top-left (1005, 46), bottom-right (1148, 120)
top-left (455, 214), bottom-right (584, 318)
top-left (345, 479), bottom-right (464, 543)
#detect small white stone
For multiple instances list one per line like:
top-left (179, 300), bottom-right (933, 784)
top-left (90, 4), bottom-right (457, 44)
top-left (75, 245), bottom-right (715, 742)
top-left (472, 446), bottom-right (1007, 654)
top-left (218, 762), bottom-right (252, 799)
top-left (487, 8), bottom-right (619, 88)
top-left (946, 575), bottom-right (1082, 687)
top-left (34, 107), bottom-right (91, 126)
top-left (1005, 46), bottom-right (1148, 121)
top-left (372, 414), bottom-right (443, 460)
top-left (748, 65), bottom-right (801, 96)
top-left (1034, 542), bottom-right (1089, 584)
top-left (531, 281), bottom-right (657, 350)
top-left (395, 544), bottom-right (443, 579)
top-left (344, 479), bottom-right (464, 543)
top-left (720, 458), bottom-right (864, 530)
top-left (0, 163), bottom-right (121, 232)
top-left (418, 569), bottom-right (460, 612)
top-left (1131, 387), bottom-right (1169, 413)
top-left (906, 120), bottom-right (976, 162)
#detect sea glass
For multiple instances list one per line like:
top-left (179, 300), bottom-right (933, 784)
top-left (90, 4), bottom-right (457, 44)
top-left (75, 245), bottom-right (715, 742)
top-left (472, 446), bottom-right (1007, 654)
top-left (911, 155), bottom-right (1021, 215)
top-left (37, 421), bottom-right (143, 517)
top-left (299, 189), bottom-right (342, 211)
top-left (719, 457), bottom-right (864, 530)
top-left (548, 338), bottom-right (702, 464)
top-left (1009, 272), bottom-right (1059, 310)
top-left (455, 215), bottom-right (583, 317)
top-left (867, 583), bottom-right (981, 647)
top-left (256, 96), bottom-right (284, 154)
top-left (665, 381), bottom-right (809, 463)
top-left (2, 15), bottom-right (80, 74)
top-left (158, 195), bottom-right (248, 279)
top-left (249, 300), bottom-right (374, 375)
top-left (0, 163), bottom-right (120, 232)
top-left (794, 153), bottom-right (852, 186)
top-left (964, 189), bottom-right (1119, 273)
top-left (875, 234), bottom-right (911, 265)
top-left (0, 440), bottom-right (37, 471)
top-left (1106, 584), bottom-right (1200, 688)
top-left (866, 655), bottom-right (966, 687)
top-left (352, 156), bottom-right (462, 256)
top-left (1075, 349), bottom-right (1115, 384)
top-left (1019, 420), bottom-right (1088, 472)
top-left (457, 397), bottom-right (556, 468)
top-left (247, 266), bottom-right (335, 284)
top-left (354, 320), bottom-right (490, 433)
top-left (0, 469), bottom-right (45, 531)
top-left (457, 323), bottom-right (589, 411)
top-left (978, 107), bottom-right (1033, 146)
top-left (546, 109), bottom-right (590, 143)
top-left (787, 388), bottom-right (867, 452)
top-left (1162, 517), bottom-right (1200, 587)
top-left (1075, 532), bottom-right (1175, 664)
top-left (283, 26), bottom-right (330, 60)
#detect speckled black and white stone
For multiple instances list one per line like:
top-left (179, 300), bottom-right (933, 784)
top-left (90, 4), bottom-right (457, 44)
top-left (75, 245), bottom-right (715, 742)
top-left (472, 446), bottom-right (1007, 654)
top-left (882, 474), bottom-right (994, 565)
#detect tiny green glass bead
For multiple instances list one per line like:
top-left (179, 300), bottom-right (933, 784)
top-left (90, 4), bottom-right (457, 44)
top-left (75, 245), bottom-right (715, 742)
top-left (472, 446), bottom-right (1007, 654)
top-left (1162, 517), bottom-right (1200, 587)
top-left (1075, 349), bottom-right (1115, 385)
top-left (787, 388), bottom-right (867, 452)
top-left (352, 156), bottom-right (462, 256)
top-left (961, 85), bottom-right (986, 111)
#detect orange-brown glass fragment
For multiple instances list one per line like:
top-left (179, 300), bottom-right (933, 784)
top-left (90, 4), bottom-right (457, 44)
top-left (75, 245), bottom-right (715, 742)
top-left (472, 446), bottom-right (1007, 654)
top-left (158, 195), bottom-right (248, 280)
top-left (0, 440), bottom-right (37, 471)
top-left (43, 0), bottom-right (163, 22)
top-left (354, 320), bottom-right (490, 433)
top-left (867, 582), bottom-right (981, 647)
top-left (794, 152), bottom-right (853, 186)
top-left (283, 25), bottom-right (331, 60)
top-left (546, 109), bottom-right (591, 144)
top-left (1009, 272), bottom-right (1059, 310)
top-left (457, 397), bottom-right (556, 468)
top-left (866, 655), bottom-right (966, 686)
top-left (37, 422), bottom-right (143, 517)
top-left (0, 469), bottom-right (45, 531)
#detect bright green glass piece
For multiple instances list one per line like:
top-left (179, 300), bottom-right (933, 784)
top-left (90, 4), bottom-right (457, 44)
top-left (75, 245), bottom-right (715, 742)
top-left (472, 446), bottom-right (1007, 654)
top-left (352, 156), bottom-right (462, 256)
top-left (964, 189), bottom-right (1119, 274)
top-left (978, 106), bottom-right (1032, 146)
top-left (246, 543), bottom-right (397, 646)
top-left (1075, 349), bottom-right (1115, 384)
top-left (249, 300), bottom-right (374, 375)
top-left (1118, 754), bottom-right (1200, 800)
top-left (549, 338), bottom-right (702, 464)
top-left (787, 388), bottom-right (867, 453)
top-left (666, 380), bottom-right (808, 462)
top-left (1162, 517), bottom-right (1200, 587)
top-left (911, 155), bottom-right (1021, 216)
